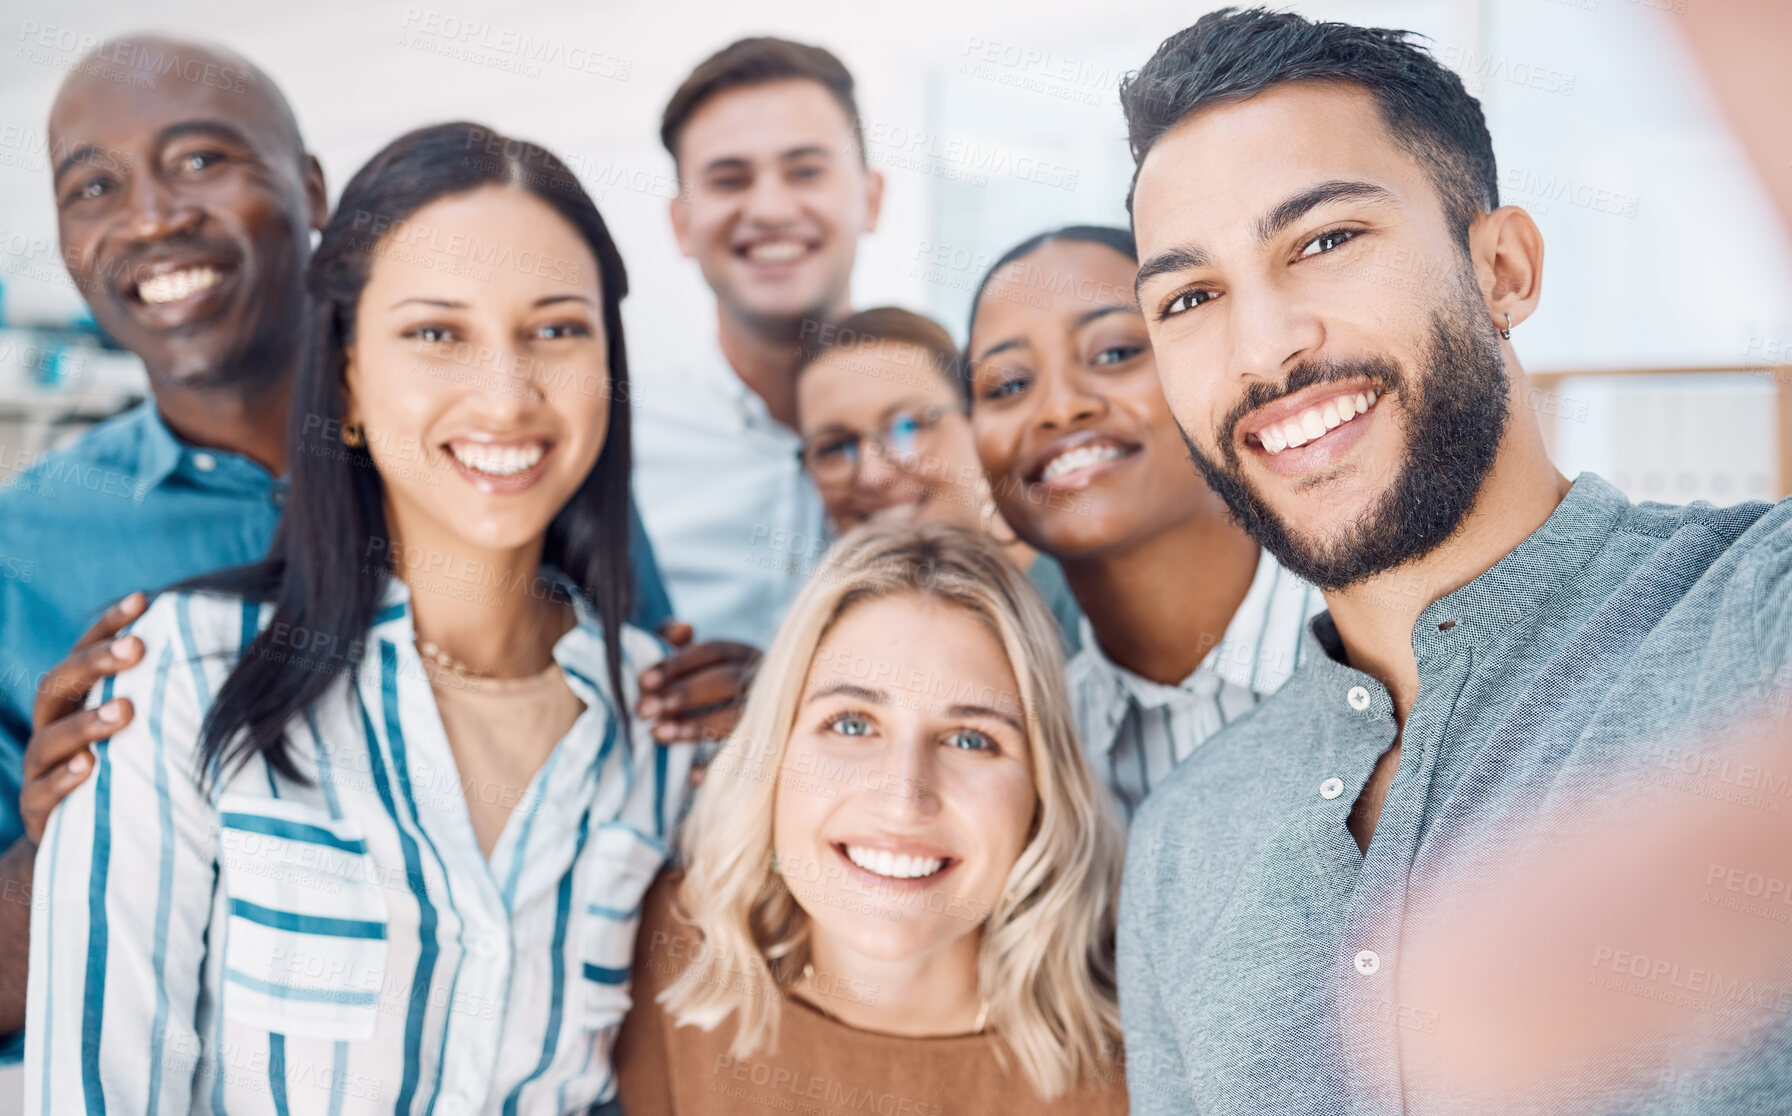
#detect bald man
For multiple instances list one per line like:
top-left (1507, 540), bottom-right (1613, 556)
top-left (0, 38), bottom-right (325, 1054)
top-left (0, 36), bottom-right (705, 1051)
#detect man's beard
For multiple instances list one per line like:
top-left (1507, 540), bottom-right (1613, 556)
top-left (1180, 279), bottom-right (1511, 592)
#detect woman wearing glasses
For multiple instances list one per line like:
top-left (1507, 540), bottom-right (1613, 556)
top-left (794, 307), bottom-right (1082, 650)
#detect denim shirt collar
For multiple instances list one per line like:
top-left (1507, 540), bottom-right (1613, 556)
top-left (130, 400), bottom-right (284, 495)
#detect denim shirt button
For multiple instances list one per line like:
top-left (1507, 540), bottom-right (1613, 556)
top-left (1319, 777), bottom-right (1345, 800)
top-left (191, 452), bottom-right (217, 472)
top-left (1354, 950), bottom-right (1380, 976)
top-left (1347, 685), bottom-right (1371, 711)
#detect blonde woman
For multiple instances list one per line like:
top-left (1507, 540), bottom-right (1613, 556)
top-left (615, 523), bottom-right (1126, 1114)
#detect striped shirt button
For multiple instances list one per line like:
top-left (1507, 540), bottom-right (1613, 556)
top-left (1354, 950), bottom-right (1380, 975)
top-left (1347, 685), bottom-right (1371, 711)
top-left (1319, 777), bottom-right (1345, 800)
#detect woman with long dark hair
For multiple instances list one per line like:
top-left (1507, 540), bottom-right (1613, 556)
top-left (26, 122), bottom-right (691, 1113)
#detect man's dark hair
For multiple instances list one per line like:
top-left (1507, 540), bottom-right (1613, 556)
top-left (1119, 7), bottom-right (1498, 244)
top-left (661, 37), bottom-right (865, 170)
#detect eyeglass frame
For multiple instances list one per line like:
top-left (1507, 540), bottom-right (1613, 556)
top-left (795, 404), bottom-right (960, 487)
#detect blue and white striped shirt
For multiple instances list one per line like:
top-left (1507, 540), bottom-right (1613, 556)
top-left (1068, 546), bottom-right (1322, 822)
top-left (25, 573), bottom-right (693, 1115)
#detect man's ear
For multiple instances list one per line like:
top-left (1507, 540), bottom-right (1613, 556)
top-left (861, 167), bottom-right (886, 236)
top-left (302, 153), bottom-right (328, 233)
top-left (668, 191), bottom-right (695, 259)
top-left (1473, 205), bottom-right (1544, 334)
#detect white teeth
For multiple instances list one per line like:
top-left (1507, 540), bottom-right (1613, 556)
top-left (137, 266), bottom-right (221, 305)
top-left (1040, 442), bottom-right (1125, 483)
top-left (747, 240), bottom-right (806, 263)
top-left (844, 845), bottom-right (945, 880)
top-left (1258, 389), bottom-right (1380, 456)
top-left (448, 441), bottom-right (545, 477)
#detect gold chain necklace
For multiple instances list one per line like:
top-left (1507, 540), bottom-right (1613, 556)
top-left (414, 638), bottom-right (496, 680)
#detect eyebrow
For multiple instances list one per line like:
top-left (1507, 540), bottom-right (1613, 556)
top-left (805, 682), bottom-right (1026, 733)
top-left (1073, 304), bottom-right (1138, 329)
top-left (1255, 179), bottom-right (1395, 244)
top-left (807, 682), bottom-right (888, 705)
top-left (54, 119), bottom-right (256, 183)
top-left (945, 703), bottom-right (1025, 733)
top-left (1133, 179), bottom-right (1397, 296)
top-left (699, 144), bottom-right (834, 177)
top-left (971, 336), bottom-right (1028, 365)
top-left (388, 295), bottom-right (594, 311)
top-left (971, 304), bottom-right (1135, 366)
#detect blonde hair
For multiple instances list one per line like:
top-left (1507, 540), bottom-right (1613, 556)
top-left (663, 522), bottom-right (1124, 1098)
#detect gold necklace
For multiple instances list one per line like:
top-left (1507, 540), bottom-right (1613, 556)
top-left (414, 638), bottom-right (496, 680)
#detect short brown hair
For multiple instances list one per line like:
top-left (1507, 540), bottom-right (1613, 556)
top-left (660, 37), bottom-right (866, 170)
top-left (797, 306), bottom-right (968, 408)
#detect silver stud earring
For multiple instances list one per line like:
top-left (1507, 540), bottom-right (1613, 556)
top-left (1499, 313), bottom-right (1513, 341)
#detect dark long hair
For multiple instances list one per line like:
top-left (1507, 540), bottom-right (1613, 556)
top-left (183, 121), bottom-right (635, 785)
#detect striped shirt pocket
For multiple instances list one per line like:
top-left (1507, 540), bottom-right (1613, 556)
top-left (576, 823), bottom-right (667, 1025)
top-left (216, 794), bottom-right (391, 1040)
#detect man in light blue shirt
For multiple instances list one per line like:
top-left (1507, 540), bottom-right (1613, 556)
top-left (1117, 8), bottom-right (1791, 1113)
top-left (634, 37), bottom-right (885, 647)
top-left (0, 34), bottom-right (683, 1058)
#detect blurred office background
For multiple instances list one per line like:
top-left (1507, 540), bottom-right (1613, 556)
top-left (0, 0), bottom-right (1788, 1105)
top-left (0, 0), bottom-right (1788, 475)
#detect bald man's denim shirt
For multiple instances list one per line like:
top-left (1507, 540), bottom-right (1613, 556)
top-left (1118, 474), bottom-right (1792, 1115)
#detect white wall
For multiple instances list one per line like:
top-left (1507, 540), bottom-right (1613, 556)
top-left (4, 0), bottom-right (1787, 375)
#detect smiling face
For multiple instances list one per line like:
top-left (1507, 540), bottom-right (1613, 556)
top-left (969, 238), bottom-right (1225, 560)
top-left (796, 343), bottom-right (980, 532)
top-left (1132, 82), bottom-right (1513, 590)
top-left (345, 185), bottom-right (610, 563)
top-left (669, 79), bottom-right (883, 329)
top-left (772, 592), bottom-right (1036, 966)
top-left (47, 41), bottom-right (324, 386)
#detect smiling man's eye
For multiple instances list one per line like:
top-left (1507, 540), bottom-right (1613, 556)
top-left (1300, 228), bottom-right (1359, 258)
top-left (944, 728), bottom-right (996, 752)
top-left (826, 712), bottom-right (873, 737)
top-left (1162, 288), bottom-right (1216, 318)
top-left (179, 151), bottom-right (222, 173)
top-left (76, 179), bottom-right (109, 201)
